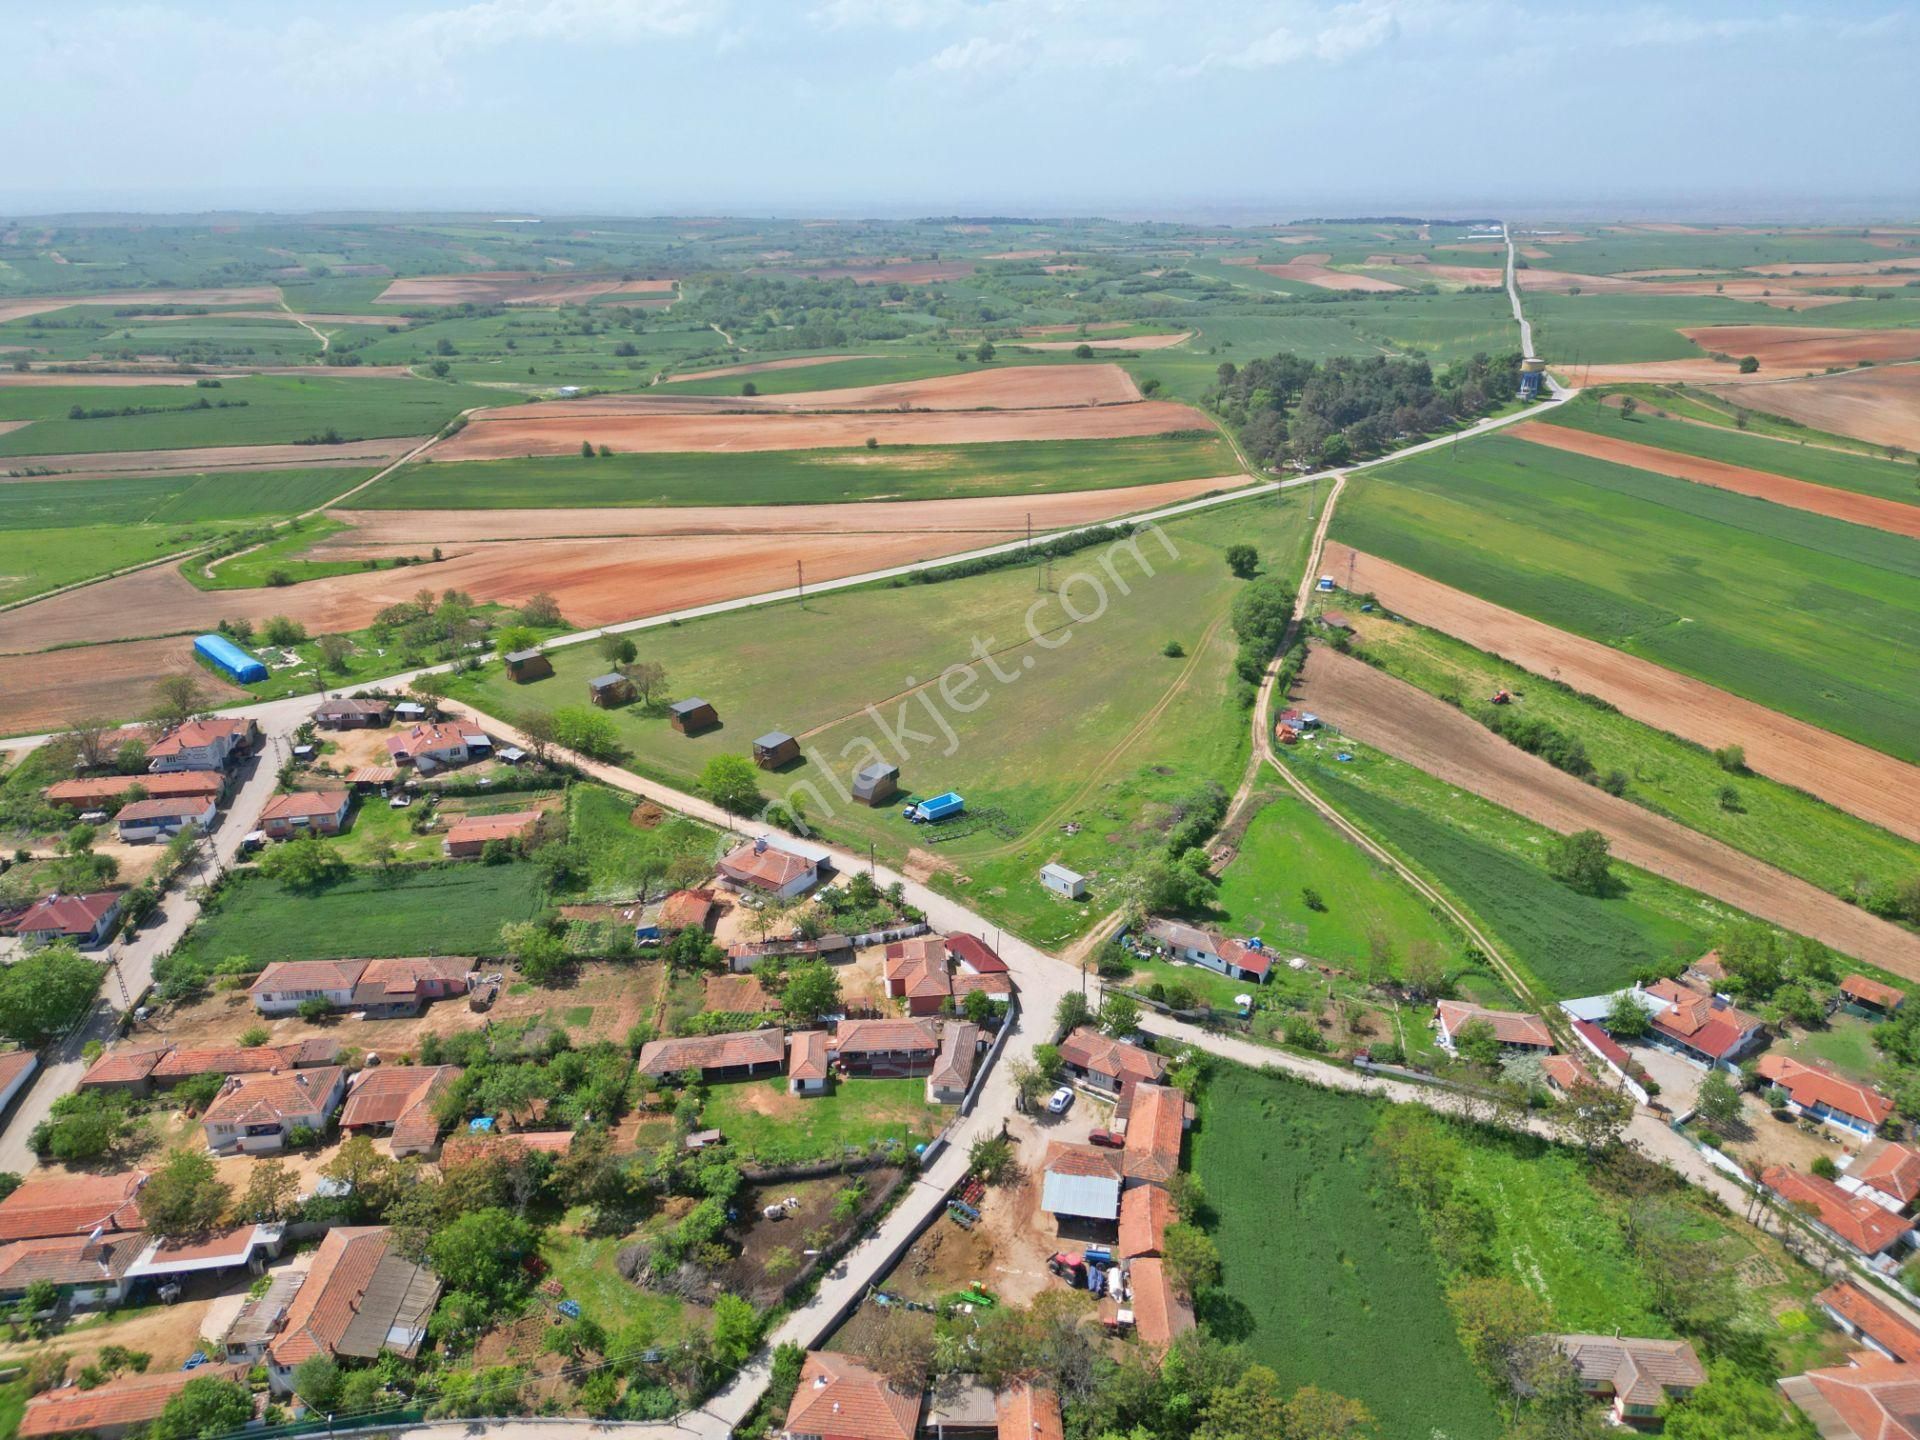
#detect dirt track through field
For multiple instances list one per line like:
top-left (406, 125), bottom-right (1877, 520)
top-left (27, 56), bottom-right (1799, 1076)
top-left (1320, 542), bottom-right (1920, 843)
top-left (0, 437), bottom-right (424, 479)
top-left (1703, 367), bottom-right (1920, 452)
top-left (435, 400), bottom-right (1204, 459)
top-left (1513, 421), bottom-right (1920, 536)
top-left (1296, 646), bottom-right (1920, 975)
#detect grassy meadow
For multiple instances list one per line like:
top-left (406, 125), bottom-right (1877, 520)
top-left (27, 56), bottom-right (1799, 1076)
top-left (1332, 432), bottom-right (1920, 762)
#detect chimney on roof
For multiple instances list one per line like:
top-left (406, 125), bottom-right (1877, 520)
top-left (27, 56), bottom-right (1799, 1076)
top-left (754, 836), bottom-right (768, 854)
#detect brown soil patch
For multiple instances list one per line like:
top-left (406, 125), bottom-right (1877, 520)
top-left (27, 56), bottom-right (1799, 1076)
top-left (662, 354), bottom-right (881, 383)
top-left (1320, 542), bottom-right (1920, 844)
top-left (1701, 367), bottom-right (1920, 452)
top-left (434, 400), bottom-right (1203, 459)
top-left (1297, 646), bottom-right (1920, 976)
top-left (0, 420), bottom-right (29, 437)
top-left (1251, 254), bottom-right (1404, 292)
top-left (984, 250), bottom-right (1057, 261)
top-left (1015, 332), bottom-right (1193, 351)
top-left (747, 261), bottom-right (974, 285)
top-left (0, 636), bottom-right (247, 738)
top-left (1512, 422), bottom-right (1920, 538)
top-left (630, 801), bottom-right (665, 828)
top-left (1680, 326), bottom-right (1920, 370)
top-left (1744, 259), bottom-right (1920, 277)
top-left (0, 373), bottom-right (210, 388)
top-left (376, 273), bottom-right (675, 306)
top-left (1019, 323), bottom-right (1134, 337)
top-left (0, 288), bottom-right (282, 325)
top-left (1, 437), bottom-right (422, 479)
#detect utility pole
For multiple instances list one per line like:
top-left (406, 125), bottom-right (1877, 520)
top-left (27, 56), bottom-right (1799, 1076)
top-left (868, 841), bottom-right (876, 879)
top-left (795, 559), bottom-right (805, 609)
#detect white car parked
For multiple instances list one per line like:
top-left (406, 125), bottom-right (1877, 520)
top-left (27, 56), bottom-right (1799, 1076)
top-left (1046, 1086), bottom-right (1075, 1115)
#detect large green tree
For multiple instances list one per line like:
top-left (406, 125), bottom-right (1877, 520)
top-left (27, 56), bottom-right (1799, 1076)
top-left (0, 944), bottom-right (101, 1044)
top-left (150, 1377), bottom-right (256, 1440)
top-left (428, 1207), bottom-right (536, 1309)
top-left (139, 1149), bottom-right (233, 1241)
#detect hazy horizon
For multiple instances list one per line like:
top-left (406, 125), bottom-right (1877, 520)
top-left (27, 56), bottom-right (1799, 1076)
top-left (5, 0), bottom-right (1916, 219)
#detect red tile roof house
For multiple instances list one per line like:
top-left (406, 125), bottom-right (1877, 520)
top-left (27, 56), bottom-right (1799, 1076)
top-left (19, 1363), bottom-right (252, 1440)
top-left (114, 793), bottom-right (217, 842)
top-left (1757, 1054), bottom-right (1895, 1139)
top-left (1040, 1142), bottom-right (1124, 1222)
top-left (0, 1050), bottom-right (38, 1118)
top-left (788, 1031), bottom-right (831, 1096)
top-left (1640, 977), bottom-right (1768, 1072)
top-left (1779, 1357), bottom-right (1920, 1440)
top-left (1143, 918), bottom-right (1273, 984)
top-left (1124, 1256), bottom-right (1196, 1350)
top-left (1764, 1165), bottom-right (1916, 1260)
top-left (1121, 1083), bottom-right (1190, 1187)
top-left (0, 1171), bottom-right (146, 1244)
top-left (994, 1383), bottom-right (1064, 1440)
top-left (443, 810), bottom-right (543, 858)
top-left (312, 697), bottom-right (392, 730)
top-left (926, 1021), bottom-right (981, 1105)
top-left (80, 1038), bottom-right (340, 1098)
top-left (384, 721), bottom-right (475, 771)
top-left (884, 936), bottom-right (952, 1016)
top-left (1554, 1334), bottom-right (1706, 1429)
top-left (439, 1130), bottom-right (575, 1168)
top-left (0, 1230), bottom-right (146, 1313)
top-left (264, 1227), bottom-right (441, 1394)
top-left (831, 1019), bottom-right (940, 1078)
top-left (1842, 974), bottom-right (1908, 1017)
top-left (718, 837), bottom-right (821, 900)
top-left (1118, 1184), bottom-right (1177, 1259)
top-left (1434, 1000), bottom-right (1554, 1055)
top-left (0, 890), bottom-right (123, 948)
top-left (945, 933), bottom-right (1008, 976)
top-left (348, 956), bottom-right (473, 1017)
top-left (258, 788), bottom-right (351, 839)
top-left (1844, 1142), bottom-right (1920, 1215)
top-left (43, 771), bottom-right (224, 814)
top-left (782, 1349), bottom-right (922, 1440)
top-left (202, 1065), bottom-right (348, 1154)
top-left (249, 959), bottom-right (368, 1016)
top-left (340, 1064), bottom-right (461, 1155)
top-left (637, 1027), bottom-right (786, 1082)
top-left (1058, 1027), bottom-right (1168, 1097)
top-left (145, 717), bottom-right (257, 774)
top-left (1816, 1281), bottom-right (1920, 1365)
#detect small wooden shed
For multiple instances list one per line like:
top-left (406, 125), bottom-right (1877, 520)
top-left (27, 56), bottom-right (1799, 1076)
top-left (852, 761), bottom-right (900, 805)
top-left (669, 698), bottom-right (719, 734)
top-left (587, 672), bottom-right (634, 708)
top-left (504, 648), bottom-right (553, 683)
top-left (753, 731), bottom-right (800, 770)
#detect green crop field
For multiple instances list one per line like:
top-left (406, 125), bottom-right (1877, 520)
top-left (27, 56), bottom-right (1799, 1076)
top-left (1192, 1067), bottom-right (1503, 1440)
top-left (443, 495), bottom-right (1310, 945)
top-left (565, 783), bottom-right (717, 900)
top-left (1211, 792), bottom-right (1461, 974)
top-left (1333, 433), bottom-right (1920, 762)
top-left (0, 374), bottom-right (505, 456)
top-left (359, 433), bottom-right (1242, 510)
top-left (1340, 608), bottom-right (1920, 912)
top-left (170, 861), bottom-right (546, 967)
top-left (700, 1076), bottom-right (943, 1164)
top-left (1285, 740), bottom-right (1721, 998)
top-left (1540, 394), bottom-right (1920, 505)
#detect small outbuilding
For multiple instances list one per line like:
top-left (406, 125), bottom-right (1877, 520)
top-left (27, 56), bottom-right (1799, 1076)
top-left (852, 761), bottom-right (899, 805)
top-left (587, 672), bottom-right (634, 707)
top-left (752, 731), bottom-right (800, 770)
top-left (1040, 863), bottom-right (1087, 900)
top-left (504, 648), bottom-right (553, 683)
top-left (669, 698), bottom-right (718, 734)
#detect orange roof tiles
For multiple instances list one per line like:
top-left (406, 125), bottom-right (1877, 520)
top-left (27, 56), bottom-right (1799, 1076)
top-left (268, 1226), bottom-right (439, 1367)
top-left (1437, 1000), bottom-right (1553, 1049)
top-left (1844, 974), bottom-right (1908, 1011)
top-left (1043, 1141), bottom-right (1124, 1181)
top-left (718, 840), bottom-right (815, 891)
top-left (1757, 1054), bottom-right (1894, 1128)
top-left (831, 1018), bottom-right (940, 1057)
top-left (445, 811), bottom-right (541, 847)
top-left (1122, 1084), bottom-right (1186, 1184)
top-left (788, 1030), bottom-right (830, 1084)
top-left (659, 888), bottom-right (715, 930)
top-left (1058, 1027), bottom-right (1167, 1087)
top-left (250, 959), bottom-right (367, 996)
top-left (885, 937), bottom-right (951, 1001)
top-left (202, 1066), bottom-right (344, 1129)
top-left (1540, 1055), bottom-right (1596, 1091)
top-left (1126, 1257), bottom-right (1195, 1349)
top-left (1118, 1184), bottom-right (1176, 1258)
top-left (439, 1131), bottom-right (575, 1167)
top-left (1854, 1143), bottom-right (1920, 1207)
top-left (636, 1027), bottom-right (784, 1077)
top-left (19, 1364), bottom-right (249, 1438)
top-left (995, 1384), bottom-right (1063, 1440)
top-left (259, 790), bottom-right (348, 824)
top-left (1818, 1282), bottom-right (1920, 1365)
top-left (1780, 1358), bottom-right (1920, 1440)
top-left (44, 773), bottom-right (222, 807)
top-left (341, 1065), bottom-right (460, 1150)
top-left (1764, 1166), bottom-right (1913, 1255)
top-left (784, 1351), bottom-right (922, 1440)
top-left (0, 1171), bottom-right (146, 1243)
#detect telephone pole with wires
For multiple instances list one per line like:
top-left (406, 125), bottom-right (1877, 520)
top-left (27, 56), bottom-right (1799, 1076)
top-left (795, 559), bottom-right (805, 609)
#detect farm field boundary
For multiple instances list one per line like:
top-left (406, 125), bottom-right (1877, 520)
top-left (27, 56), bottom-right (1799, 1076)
top-left (1320, 541), bottom-right (1920, 843)
top-left (1295, 645), bottom-right (1920, 976)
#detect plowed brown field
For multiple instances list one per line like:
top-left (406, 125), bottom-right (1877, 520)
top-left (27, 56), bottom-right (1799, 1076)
top-left (434, 400), bottom-right (1202, 460)
top-left (1513, 422), bottom-right (1920, 537)
top-left (1250, 254), bottom-right (1404, 292)
top-left (0, 637), bottom-right (246, 738)
top-left (376, 273), bottom-right (674, 306)
top-left (1319, 542), bottom-right (1920, 843)
top-left (1680, 326), bottom-right (1920, 369)
top-left (1296, 647), bottom-right (1920, 976)
top-left (0, 288), bottom-right (282, 325)
top-left (1, 438), bottom-right (423, 479)
top-left (1703, 368), bottom-right (1920, 452)
top-left (1015, 333), bottom-right (1193, 351)
top-left (661, 355), bottom-right (880, 382)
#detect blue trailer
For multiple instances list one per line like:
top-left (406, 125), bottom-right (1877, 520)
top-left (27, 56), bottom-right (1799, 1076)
top-left (903, 791), bottom-right (965, 824)
top-left (194, 632), bottom-right (267, 684)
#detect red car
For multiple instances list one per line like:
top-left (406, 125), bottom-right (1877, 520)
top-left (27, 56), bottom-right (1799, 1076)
top-left (1087, 1129), bottom-right (1122, 1149)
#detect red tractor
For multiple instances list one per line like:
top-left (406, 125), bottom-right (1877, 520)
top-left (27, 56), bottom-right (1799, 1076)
top-left (1490, 689), bottom-right (1512, 706)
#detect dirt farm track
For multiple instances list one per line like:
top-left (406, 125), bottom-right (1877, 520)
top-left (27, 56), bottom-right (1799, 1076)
top-left (0, 475), bottom-right (1249, 736)
top-left (1295, 647), bottom-right (1920, 978)
top-left (1320, 543), bottom-right (1920, 845)
top-left (1512, 423), bottom-right (1920, 538)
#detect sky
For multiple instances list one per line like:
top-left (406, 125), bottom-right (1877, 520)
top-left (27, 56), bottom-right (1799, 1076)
top-left (5, 0), bottom-right (1917, 219)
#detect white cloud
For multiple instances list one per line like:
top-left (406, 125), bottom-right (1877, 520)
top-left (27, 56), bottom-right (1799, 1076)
top-left (924, 34), bottom-right (1022, 73)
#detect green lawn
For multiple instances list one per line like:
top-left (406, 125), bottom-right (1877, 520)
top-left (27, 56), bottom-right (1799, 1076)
top-left (1210, 791), bottom-right (1462, 976)
top-left (1192, 1067), bottom-right (1502, 1440)
top-left (1285, 740), bottom-right (1720, 999)
top-left (169, 861), bottom-right (547, 967)
top-left (1338, 606), bottom-right (1920, 913)
top-left (541, 1215), bottom-right (699, 1344)
top-left (186, 517), bottom-right (362, 590)
top-left (443, 495), bottom-right (1311, 945)
top-left (317, 791), bottom-right (443, 865)
top-left (700, 1075), bottom-right (943, 1164)
top-left (356, 433), bottom-right (1242, 510)
top-left (1777, 1013), bottom-right (1883, 1079)
top-left (564, 783), bottom-right (717, 900)
top-left (1333, 433), bottom-right (1920, 762)
top-left (1541, 394), bottom-right (1920, 505)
